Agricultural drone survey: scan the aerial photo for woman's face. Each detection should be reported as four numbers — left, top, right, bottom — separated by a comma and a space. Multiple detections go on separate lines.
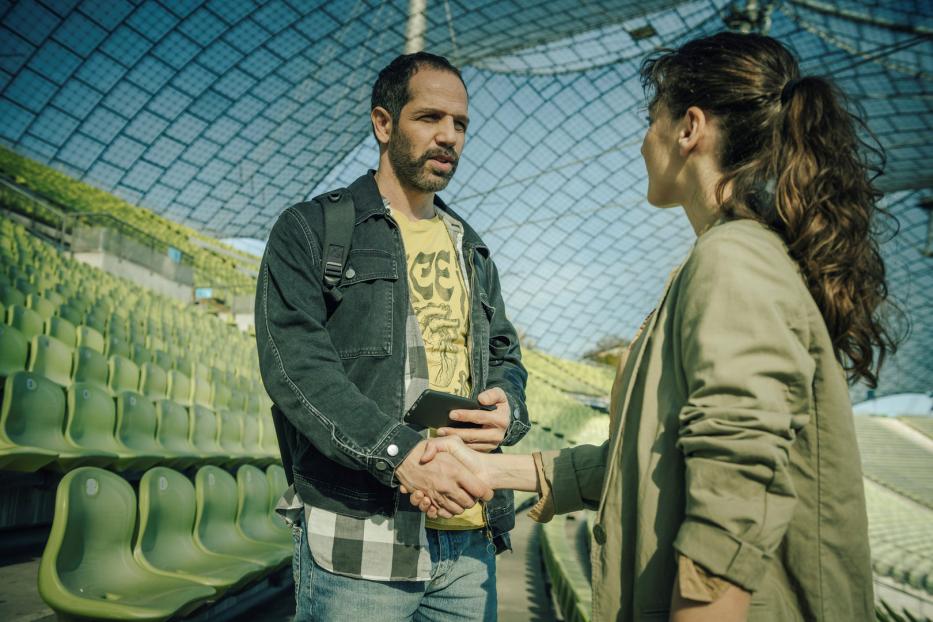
640, 103, 682, 208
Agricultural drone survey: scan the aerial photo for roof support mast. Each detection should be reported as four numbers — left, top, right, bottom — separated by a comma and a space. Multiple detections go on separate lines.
405, 0, 428, 53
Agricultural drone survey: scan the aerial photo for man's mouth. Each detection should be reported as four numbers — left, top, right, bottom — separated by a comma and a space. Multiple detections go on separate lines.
425, 152, 457, 172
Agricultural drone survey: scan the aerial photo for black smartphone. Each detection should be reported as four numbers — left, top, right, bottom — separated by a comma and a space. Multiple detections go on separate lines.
404, 389, 495, 429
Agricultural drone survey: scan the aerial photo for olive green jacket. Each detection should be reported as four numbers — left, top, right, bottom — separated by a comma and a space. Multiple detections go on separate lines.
540, 219, 873, 621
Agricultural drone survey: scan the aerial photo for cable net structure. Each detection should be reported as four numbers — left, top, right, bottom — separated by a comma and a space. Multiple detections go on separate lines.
1, 0, 931, 399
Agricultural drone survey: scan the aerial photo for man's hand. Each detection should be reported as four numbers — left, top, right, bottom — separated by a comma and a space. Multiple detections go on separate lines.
437, 387, 509, 452
403, 436, 492, 519
394, 439, 493, 519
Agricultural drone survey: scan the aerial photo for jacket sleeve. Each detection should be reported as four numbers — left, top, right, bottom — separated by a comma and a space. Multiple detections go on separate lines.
255, 207, 422, 487
532, 442, 609, 519
481, 255, 530, 446
671, 227, 815, 592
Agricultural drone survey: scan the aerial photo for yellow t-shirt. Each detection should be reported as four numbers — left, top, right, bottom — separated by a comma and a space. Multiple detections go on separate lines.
392, 208, 485, 530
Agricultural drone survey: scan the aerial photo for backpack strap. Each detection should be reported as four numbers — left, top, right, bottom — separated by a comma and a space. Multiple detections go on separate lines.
321, 189, 355, 304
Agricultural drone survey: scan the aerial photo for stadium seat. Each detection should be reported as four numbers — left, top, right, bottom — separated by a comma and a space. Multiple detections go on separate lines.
218, 410, 247, 464
0, 372, 83, 472
57, 303, 82, 327
154, 350, 173, 372
0, 323, 28, 378
64, 382, 124, 468
241, 413, 262, 458
76, 325, 104, 354
167, 369, 191, 406
38, 467, 215, 621
135, 467, 266, 594
8, 304, 44, 340
235, 465, 292, 549
265, 465, 289, 522
84, 309, 107, 334
0, 283, 26, 308
113, 391, 164, 471
109, 354, 140, 394
133, 343, 153, 366
139, 362, 168, 399
105, 333, 131, 359
191, 363, 211, 407
26, 294, 55, 321
154, 399, 199, 469
46, 315, 77, 348
72, 346, 108, 387
27, 335, 73, 388
43, 290, 65, 308
259, 413, 280, 465
14, 276, 36, 297
189, 405, 228, 465
108, 314, 128, 340
193, 466, 289, 568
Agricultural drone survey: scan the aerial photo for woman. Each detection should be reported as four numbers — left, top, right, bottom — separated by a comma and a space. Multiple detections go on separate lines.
403, 32, 898, 621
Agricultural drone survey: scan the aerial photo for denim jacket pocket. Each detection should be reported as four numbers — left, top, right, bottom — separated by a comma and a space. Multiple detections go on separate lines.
327, 248, 398, 359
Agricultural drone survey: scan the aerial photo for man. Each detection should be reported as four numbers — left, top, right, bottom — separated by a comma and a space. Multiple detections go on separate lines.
255, 52, 529, 621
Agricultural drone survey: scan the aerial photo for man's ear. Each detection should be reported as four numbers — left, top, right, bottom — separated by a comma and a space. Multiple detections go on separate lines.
372, 106, 393, 146
677, 106, 706, 157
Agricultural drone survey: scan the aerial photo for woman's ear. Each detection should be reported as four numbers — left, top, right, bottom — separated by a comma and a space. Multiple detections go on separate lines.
677, 106, 707, 157
371, 106, 393, 146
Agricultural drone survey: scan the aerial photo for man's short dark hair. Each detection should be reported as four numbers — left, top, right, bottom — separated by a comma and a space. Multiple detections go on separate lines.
371, 52, 467, 127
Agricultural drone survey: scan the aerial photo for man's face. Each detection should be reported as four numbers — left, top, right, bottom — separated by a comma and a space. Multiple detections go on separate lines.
387, 67, 469, 193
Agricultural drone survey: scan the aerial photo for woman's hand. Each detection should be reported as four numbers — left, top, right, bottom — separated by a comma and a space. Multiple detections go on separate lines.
401, 436, 491, 518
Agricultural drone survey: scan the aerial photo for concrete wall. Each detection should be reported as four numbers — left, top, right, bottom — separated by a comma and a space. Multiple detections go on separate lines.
74, 251, 193, 303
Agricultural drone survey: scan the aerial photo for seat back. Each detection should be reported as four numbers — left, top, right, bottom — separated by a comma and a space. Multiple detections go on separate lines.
266, 464, 289, 511
28, 335, 73, 387
236, 464, 274, 538
154, 350, 173, 372
46, 316, 77, 348
58, 304, 82, 326
260, 413, 279, 455
167, 369, 191, 405
1, 371, 68, 448
155, 399, 194, 453
189, 405, 222, 453
77, 325, 104, 354
73, 346, 108, 387
27, 294, 55, 321
218, 410, 244, 453
242, 414, 261, 454
191, 363, 211, 407
66, 382, 122, 454
115, 391, 161, 453
0, 323, 28, 378
108, 314, 128, 340
84, 310, 107, 335
108, 355, 139, 394
38, 468, 138, 601
193, 466, 238, 548
139, 362, 168, 399
105, 334, 130, 359
135, 467, 198, 568
9, 304, 43, 340
0, 283, 26, 308
131, 343, 152, 366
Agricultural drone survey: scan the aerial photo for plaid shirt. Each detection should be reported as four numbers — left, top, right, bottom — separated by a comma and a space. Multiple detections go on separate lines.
276, 203, 469, 581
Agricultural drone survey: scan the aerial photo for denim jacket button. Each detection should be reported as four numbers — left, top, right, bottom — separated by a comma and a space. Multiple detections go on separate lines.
386, 444, 399, 457
345, 267, 356, 279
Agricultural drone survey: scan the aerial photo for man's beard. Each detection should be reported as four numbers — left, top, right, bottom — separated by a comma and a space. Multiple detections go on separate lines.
387, 127, 458, 193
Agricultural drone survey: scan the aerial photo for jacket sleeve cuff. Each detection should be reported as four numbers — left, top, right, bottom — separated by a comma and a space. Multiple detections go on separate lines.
370, 423, 424, 487
501, 391, 530, 446
673, 519, 768, 592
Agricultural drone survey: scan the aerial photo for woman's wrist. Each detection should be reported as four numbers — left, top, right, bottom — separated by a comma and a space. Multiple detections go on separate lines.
485, 453, 538, 492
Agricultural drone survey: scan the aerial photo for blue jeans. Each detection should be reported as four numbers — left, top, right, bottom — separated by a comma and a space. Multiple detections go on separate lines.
292, 520, 497, 621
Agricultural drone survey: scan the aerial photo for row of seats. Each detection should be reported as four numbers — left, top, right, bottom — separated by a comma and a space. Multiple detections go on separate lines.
39, 464, 291, 620
0, 370, 279, 473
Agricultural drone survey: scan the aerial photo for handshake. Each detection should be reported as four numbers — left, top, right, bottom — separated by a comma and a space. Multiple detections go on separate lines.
394, 387, 506, 519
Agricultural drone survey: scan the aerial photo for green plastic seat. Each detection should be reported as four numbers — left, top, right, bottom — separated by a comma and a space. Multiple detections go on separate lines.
8, 304, 44, 340
109, 354, 140, 394
38, 467, 215, 621
44, 290, 65, 308
27, 294, 55, 321
154, 399, 199, 469
72, 346, 108, 387
46, 316, 77, 348
235, 464, 292, 549
191, 363, 211, 407
113, 391, 166, 472
0, 323, 28, 378
167, 369, 191, 406
132, 343, 153, 366
189, 405, 228, 465
0, 283, 26, 308
154, 350, 173, 372
265, 464, 289, 513
76, 325, 104, 354
0, 372, 84, 472
64, 382, 124, 468
84, 310, 107, 335
242, 413, 262, 458
135, 467, 266, 594
217, 410, 247, 465
193, 466, 289, 568
139, 362, 168, 399
28, 334, 74, 388
105, 334, 130, 359
58, 304, 83, 326
15, 276, 36, 297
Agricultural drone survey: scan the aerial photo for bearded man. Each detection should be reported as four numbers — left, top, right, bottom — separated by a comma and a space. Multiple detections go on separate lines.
255, 52, 529, 621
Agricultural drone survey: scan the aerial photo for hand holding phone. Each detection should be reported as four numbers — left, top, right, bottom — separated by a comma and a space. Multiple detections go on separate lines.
404, 390, 495, 430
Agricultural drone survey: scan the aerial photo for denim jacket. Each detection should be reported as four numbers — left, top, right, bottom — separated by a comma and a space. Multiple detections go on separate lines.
255, 171, 530, 549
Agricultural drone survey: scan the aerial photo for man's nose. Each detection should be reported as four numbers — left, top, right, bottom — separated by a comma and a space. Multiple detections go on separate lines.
435, 117, 457, 146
